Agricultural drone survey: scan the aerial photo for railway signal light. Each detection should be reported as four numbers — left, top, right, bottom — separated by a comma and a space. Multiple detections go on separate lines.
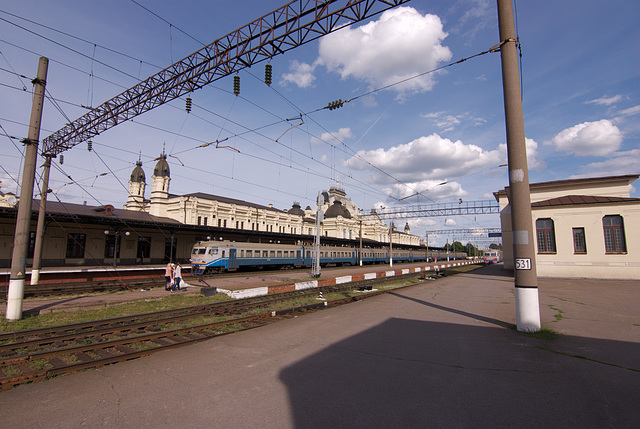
233, 75, 240, 96
185, 97, 192, 113
265, 64, 272, 86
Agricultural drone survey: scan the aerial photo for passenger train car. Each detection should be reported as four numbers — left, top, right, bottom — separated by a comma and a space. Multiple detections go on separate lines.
190, 240, 467, 275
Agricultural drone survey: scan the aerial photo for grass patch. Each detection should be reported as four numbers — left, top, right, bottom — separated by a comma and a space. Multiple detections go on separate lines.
510, 325, 559, 341
0, 293, 231, 334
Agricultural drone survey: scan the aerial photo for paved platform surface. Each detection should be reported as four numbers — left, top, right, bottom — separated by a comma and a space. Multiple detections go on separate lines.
1, 264, 638, 428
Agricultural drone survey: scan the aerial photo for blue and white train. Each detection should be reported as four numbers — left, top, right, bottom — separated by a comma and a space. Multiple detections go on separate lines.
189, 240, 466, 275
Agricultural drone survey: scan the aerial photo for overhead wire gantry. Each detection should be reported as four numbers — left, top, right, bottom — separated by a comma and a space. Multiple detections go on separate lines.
41, 0, 411, 157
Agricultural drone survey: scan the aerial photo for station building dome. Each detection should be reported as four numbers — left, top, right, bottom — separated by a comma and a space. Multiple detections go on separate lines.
153, 154, 170, 178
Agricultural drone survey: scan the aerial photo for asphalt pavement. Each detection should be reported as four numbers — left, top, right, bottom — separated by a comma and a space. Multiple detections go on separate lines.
1, 263, 638, 428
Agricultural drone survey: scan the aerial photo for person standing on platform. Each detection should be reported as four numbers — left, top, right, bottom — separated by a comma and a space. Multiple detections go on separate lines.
173, 263, 182, 291
165, 262, 173, 291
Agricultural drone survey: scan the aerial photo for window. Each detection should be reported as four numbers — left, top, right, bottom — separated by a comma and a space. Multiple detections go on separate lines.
66, 233, 86, 258
104, 234, 121, 258
572, 228, 586, 254
536, 218, 556, 253
197, 216, 201, 225
603, 215, 626, 253
203, 217, 208, 226
246, 250, 252, 257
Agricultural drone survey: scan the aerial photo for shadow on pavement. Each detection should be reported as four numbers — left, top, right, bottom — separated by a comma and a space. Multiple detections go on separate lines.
280, 318, 640, 428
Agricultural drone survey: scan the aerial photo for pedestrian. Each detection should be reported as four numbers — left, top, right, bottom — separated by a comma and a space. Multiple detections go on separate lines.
165, 262, 173, 291
173, 263, 182, 291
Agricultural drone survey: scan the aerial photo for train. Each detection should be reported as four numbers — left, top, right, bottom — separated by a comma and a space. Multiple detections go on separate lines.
189, 240, 468, 275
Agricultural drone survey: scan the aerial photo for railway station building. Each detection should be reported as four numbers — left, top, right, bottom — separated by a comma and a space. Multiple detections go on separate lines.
494, 174, 639, 280
124, 153, 421, 247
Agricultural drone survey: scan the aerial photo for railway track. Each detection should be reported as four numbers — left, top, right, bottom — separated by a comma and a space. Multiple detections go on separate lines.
0, 271, 445, 390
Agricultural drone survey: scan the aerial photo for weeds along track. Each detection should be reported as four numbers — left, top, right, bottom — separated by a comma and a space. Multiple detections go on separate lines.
0, 271, 445, 390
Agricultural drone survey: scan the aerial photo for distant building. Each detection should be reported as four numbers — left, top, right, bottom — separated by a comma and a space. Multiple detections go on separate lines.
124, 154, 422, 246
494, 174, 639, 280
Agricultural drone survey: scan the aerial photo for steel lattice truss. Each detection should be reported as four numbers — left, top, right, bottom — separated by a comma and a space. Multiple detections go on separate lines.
373, 200, 500, 220
42, 0, 410, 156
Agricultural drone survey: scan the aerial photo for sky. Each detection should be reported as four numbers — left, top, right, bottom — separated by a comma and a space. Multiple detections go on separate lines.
1, 0, 638, 247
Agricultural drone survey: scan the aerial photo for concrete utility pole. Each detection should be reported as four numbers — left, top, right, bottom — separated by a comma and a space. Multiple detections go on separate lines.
496, 0, 541, 332
7, 56, 48, 321
30, 155, 52, 285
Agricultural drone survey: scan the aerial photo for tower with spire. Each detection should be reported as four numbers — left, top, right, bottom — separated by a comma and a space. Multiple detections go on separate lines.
125, 153, 147, 211
149, 148, 171, 217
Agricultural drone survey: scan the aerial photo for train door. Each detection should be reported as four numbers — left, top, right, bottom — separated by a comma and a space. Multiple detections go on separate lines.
305, 250, 311, 267
229, 248, 238, 270
295, 250, 302, 267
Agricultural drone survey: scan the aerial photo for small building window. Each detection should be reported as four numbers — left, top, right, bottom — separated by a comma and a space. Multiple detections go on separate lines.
572, 227, 586, 254
203, 217, 208, 226
536, 218, 556, 253
197, 216, 201, 225
603, 215, 626, 253
66, 233, 86, 258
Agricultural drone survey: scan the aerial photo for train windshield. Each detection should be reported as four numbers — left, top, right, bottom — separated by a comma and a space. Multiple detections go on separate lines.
193, 247, 206, 255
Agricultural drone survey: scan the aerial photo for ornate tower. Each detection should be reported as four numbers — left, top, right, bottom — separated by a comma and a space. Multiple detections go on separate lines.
125, 159, 146, 211
149, 152, 170, 217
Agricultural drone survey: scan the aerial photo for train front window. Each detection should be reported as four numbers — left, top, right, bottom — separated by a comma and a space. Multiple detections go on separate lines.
194, 248, 206, 255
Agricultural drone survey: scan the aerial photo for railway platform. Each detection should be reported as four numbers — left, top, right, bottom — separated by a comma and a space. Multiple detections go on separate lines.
0, 260, 473, 315
1, 263, 638, 428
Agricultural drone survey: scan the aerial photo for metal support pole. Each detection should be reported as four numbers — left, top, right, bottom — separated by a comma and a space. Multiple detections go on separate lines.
7, 57, 48, 321
113, 229, 120, 268
497, 0, 540, 332
31, 155, 52, 285
359, 219, 363, 266
389, 223, 393, 267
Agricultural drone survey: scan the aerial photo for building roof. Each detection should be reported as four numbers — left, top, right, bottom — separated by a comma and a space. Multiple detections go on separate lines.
1, 199, 181, 226
179, 192, 286, 214
325, 200, 351, 219
494, 174, 639, 199
531, 195, 640, 208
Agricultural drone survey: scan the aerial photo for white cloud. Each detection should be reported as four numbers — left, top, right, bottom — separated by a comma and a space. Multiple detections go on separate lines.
344, 133, 543, 185
575, 149, 640, 178
422, 111, 486, 131
382, 180, 468, 202
619, 104, 640, 116
498, 138, 546, 171
317, 7, 452, 96
586, 94, 623, 106
310, 128, 354, 145
548, 119, 623, 156
281, 60, 317, 88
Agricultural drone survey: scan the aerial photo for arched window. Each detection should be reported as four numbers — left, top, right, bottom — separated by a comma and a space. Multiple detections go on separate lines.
603, 215, 626, 253
536, 218, 556, 253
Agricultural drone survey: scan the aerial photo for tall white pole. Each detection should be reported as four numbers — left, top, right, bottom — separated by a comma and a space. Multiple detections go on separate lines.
496, 0, 540, 332
7, 57, 48, 321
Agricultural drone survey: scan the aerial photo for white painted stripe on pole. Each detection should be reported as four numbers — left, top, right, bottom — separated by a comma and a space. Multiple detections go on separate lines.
513, 230, 529, 245
295, 280, 318, 290
335, 275, 352, 284
364, 272, 377, 280
515, 287, 541, 332
510, 168, 524, 182
385, 270, 395, 277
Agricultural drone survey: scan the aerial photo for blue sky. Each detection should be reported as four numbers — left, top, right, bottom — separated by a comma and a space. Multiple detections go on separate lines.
1, 0, 638, 247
